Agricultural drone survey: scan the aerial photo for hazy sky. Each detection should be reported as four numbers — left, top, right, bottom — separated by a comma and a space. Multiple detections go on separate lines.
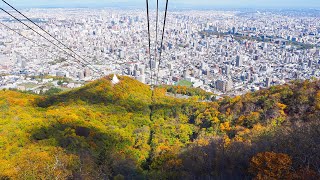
2, 0, 320, 8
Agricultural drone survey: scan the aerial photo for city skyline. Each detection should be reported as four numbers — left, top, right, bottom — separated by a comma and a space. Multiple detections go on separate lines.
3, 0, 320, 9
1, 7, 319, 95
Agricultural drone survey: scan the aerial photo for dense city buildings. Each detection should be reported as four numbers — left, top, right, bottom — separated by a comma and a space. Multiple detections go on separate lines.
0, 8, 320, 96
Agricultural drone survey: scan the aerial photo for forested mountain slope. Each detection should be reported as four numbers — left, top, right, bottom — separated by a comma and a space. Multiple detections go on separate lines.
0, 76, 319, 179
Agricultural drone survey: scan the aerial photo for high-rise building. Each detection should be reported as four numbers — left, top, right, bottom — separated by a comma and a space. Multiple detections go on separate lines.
232, 27, 237, 34
183, 70, 189, 79
151, 60, 157, 69
134, 64, 139, 70
137, 75, 146, 84
236, 55, 242, 67
139, 66, 145, 75
119, 50, 125, 59
266, 77, 272, 87
84, 68, 91, 77
216, 80, 225, 92
225, 65, 230, 75
216, 79, 233, 93
226, 80, 233, 92
78, 71, 85, 79
308, 60, 313, 68
138, 53, 144, 61
21, 60, 27, 69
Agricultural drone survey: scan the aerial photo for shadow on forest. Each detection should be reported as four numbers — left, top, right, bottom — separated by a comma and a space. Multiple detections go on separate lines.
28, 79, 320, 179
151, 120, 320, 180
35, 84, 151, 114
26, 102, 320, 179
29, 122, 144, 179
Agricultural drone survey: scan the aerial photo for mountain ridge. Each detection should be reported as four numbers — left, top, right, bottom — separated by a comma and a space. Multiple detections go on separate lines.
0, 76, 319, 179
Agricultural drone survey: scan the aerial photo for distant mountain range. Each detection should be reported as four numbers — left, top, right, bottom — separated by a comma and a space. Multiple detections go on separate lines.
8, 2, 320, 10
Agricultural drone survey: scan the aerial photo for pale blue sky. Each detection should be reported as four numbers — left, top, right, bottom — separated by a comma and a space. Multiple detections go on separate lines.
2, 0, 320, 9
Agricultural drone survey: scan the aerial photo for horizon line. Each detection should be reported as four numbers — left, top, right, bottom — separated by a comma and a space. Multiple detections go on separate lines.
6, 5, 320, 11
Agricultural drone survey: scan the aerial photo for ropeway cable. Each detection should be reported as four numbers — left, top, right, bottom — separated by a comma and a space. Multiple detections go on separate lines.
156, 0, 169, 86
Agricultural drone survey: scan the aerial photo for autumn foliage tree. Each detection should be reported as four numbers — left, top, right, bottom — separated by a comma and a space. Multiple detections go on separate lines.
0, 76, 320, 179
249, 152, 292, 179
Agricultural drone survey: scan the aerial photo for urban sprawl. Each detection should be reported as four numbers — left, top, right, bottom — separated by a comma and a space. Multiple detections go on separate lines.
0, 8, 320, 96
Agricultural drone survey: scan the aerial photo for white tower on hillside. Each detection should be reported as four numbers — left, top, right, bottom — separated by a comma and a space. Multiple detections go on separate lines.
112, 74, 120, 85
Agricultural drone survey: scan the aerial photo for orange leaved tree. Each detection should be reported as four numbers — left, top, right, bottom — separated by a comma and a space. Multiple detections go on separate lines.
249, 151, 292, 179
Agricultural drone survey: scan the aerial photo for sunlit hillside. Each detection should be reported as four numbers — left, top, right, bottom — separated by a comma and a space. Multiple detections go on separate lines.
0, 76, 319, 179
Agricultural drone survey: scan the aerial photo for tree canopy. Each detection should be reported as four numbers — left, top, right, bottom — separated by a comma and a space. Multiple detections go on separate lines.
0, 76, 319, 179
